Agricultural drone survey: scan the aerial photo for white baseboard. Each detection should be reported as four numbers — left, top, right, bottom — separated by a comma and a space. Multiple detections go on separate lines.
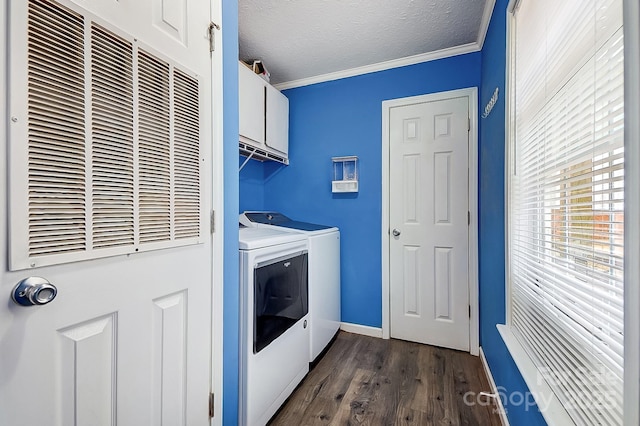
480, 347, 510, 426
339, 322, 383, 338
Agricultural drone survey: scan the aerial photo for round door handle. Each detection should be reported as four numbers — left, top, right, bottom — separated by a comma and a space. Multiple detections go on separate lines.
11, 277, 57, 307
392, 229, 401, 237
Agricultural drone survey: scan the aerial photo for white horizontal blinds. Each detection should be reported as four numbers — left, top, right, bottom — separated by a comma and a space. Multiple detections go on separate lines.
510, 0, 624, 424
15, 0, 203, 269
173, 69, 201, 240
27, 0, 86, 257
91, 23, 135, 249
138, 51, 172, 244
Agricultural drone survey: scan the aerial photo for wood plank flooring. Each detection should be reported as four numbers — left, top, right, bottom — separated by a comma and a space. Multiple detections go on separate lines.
268, 331, 502, 426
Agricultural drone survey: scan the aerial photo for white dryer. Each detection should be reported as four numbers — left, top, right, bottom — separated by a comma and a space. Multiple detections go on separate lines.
240, 212, 341, 362
239, 227, 310, 425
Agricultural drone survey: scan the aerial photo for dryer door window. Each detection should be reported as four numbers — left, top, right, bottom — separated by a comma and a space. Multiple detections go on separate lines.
253, 252, 308, 353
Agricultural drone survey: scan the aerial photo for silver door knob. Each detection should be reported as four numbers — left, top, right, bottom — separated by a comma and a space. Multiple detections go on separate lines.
392, 229, 401, 237
11, 277, 57, 307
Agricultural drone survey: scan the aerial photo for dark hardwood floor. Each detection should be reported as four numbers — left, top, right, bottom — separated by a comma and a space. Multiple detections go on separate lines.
268, 331, 503, 426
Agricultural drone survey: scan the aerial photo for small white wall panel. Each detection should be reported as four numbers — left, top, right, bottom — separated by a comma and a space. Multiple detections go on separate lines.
59, 314, 117, 426
403, 155, 419, 223
434, 152, 452, 224
152, 291, 187, 426
403, 246, 420, 316
434, 247, 453, 321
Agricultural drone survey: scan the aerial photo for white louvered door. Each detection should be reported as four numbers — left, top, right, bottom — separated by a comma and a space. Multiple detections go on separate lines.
0, 0, 213, 425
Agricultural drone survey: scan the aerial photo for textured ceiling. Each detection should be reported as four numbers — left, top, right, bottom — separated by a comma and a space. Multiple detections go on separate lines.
239, 0, 492, 88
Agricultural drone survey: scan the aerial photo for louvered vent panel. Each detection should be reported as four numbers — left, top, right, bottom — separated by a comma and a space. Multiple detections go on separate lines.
13, 0, 203, 269
91, 24, 135, 249
138, 51, 171, 243
173, 69, 200, 239
27, 0, 86, 257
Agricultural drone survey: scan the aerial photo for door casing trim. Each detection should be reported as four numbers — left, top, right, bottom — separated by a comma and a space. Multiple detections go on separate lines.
381, 87, 479, 355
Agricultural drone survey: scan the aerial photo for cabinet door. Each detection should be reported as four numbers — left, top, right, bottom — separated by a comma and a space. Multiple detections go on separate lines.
265, 84, 289, 155
239, 64, 266, 144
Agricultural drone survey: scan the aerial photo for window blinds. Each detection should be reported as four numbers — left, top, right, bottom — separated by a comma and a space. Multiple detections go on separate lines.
509, 0, 624, 424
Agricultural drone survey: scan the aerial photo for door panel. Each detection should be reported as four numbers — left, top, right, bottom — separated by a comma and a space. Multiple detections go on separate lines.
153, 0, 188, 44
434, 247, 453, 320
0, 0, 213, 425
59, 314, 117, 426
152, 291, 188, 426
403, 154, 419, 223
389, 96, 469, 351
402, 245, 420, 316
434, 152, 452, 223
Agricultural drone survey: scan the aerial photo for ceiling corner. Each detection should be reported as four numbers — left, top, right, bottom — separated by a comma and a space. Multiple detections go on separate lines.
477, 0, 497, 50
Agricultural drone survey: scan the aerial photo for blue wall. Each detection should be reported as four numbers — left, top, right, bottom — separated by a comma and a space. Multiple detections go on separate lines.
478, 1, 546, 424
238, 156, 265, 212
239, 54, 481, 327
222, 0, 239, 424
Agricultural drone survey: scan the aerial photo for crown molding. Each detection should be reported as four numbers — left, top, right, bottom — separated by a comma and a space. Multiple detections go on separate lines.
274, 42, 481, 91
477, 0, 496, 50
274, 0, 497, 91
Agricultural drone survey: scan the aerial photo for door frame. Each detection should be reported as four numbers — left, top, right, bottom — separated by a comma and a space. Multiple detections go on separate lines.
210, 0, 225, 423
381, 87, 479, 355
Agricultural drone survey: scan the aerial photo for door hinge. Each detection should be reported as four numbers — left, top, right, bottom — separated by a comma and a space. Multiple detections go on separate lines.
210, 210, 215, 234
208, 22, 220, 52
468, 211, 471, 225
209, 392, 215, 418
469, 305, 471, 318
468, 118, 471, 131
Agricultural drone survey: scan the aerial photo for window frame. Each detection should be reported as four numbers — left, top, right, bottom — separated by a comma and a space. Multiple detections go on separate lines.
622, 1, 640, 424
500, 0, 639, 424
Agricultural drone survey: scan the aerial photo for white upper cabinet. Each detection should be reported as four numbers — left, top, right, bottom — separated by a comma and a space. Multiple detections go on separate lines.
265, 84, 289, 155
239, 62, 289, 163
239, 64, 265, 144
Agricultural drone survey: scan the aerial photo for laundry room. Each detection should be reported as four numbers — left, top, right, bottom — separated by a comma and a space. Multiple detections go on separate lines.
232, 0, 506, 420
231, 0, 636, 424
236, 0, 495, 421
0, 0, 634, 425
238, 52, 481, 328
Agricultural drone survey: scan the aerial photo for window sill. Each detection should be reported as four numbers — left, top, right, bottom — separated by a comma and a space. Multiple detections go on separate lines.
496, 324, 574, 426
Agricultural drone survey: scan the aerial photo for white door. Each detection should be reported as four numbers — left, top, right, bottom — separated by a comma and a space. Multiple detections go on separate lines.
389, 96, 470, 351
0, 0, 213, 425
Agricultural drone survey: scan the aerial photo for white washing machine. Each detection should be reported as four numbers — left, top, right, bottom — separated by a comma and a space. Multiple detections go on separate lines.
239, 227, 310, 426
240, 212, 341, 362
